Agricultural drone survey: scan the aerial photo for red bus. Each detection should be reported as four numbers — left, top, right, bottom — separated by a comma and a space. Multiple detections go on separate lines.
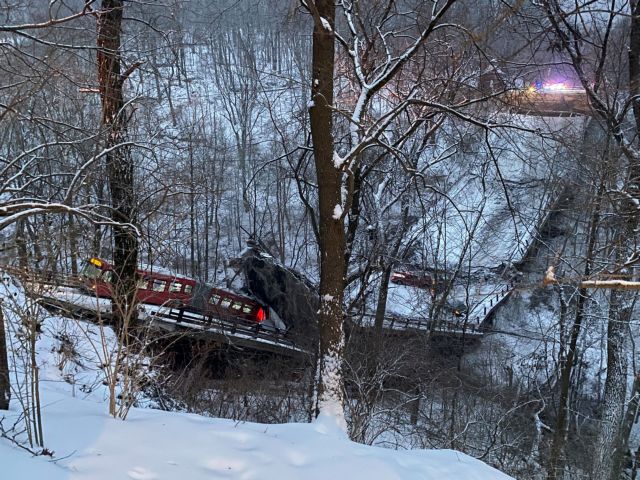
80, 257, 268, 325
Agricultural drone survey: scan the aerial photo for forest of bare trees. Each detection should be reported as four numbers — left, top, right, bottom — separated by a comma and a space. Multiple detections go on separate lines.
1, 1, 640, 479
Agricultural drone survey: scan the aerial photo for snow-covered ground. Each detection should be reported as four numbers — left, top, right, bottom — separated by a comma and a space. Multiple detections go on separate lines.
0, 389, 513, 480
360, 115, 585, 333
0, 277, 513, 480
419, 114, 584, 272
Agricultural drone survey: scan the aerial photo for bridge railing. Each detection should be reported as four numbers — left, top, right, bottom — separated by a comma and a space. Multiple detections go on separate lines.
352, 312, 485, 337
148, 305, 294, 347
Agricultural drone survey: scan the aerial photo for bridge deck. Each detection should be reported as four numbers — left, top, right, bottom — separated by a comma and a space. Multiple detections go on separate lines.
504, 90, 591, 116
355, 282, 514, 339
2, 268, 309, 359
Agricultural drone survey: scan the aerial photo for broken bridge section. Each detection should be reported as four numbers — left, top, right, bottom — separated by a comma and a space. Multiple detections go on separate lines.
3, 267, 307, 359
234, 248, 319, 350
237, 247, 513, 342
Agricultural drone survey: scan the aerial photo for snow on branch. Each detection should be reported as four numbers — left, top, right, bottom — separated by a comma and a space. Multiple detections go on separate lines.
0, 3, 94, 33
0, 202, 139, 235
543, 265, 640, 290
578, 279, 640, 290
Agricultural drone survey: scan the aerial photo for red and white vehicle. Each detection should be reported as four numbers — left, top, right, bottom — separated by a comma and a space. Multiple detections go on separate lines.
79, 257, 276, 327
390, 271, 434, 290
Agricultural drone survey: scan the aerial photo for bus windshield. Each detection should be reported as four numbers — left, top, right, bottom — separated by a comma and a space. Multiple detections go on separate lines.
80, 261, 102, 279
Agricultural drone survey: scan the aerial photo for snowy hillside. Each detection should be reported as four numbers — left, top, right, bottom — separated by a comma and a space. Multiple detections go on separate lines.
0, 387, 513, 480
3, 1, 639, 478
0, 276, 511, 479
0, 299, 512, 480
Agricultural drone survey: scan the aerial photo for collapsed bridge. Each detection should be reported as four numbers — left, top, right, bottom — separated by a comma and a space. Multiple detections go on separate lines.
3, 266, 306, 358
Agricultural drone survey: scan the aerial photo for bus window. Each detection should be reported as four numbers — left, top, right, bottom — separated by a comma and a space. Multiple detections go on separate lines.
151, 279, 166, 292
209, 294, 221, 305
220, 298, 232, 308
242, 305, 252, 314
169, 281, 183, 293
184, 284, 193, 294
137, 278, 149, 290
103, 271, 114, 283
231, 302, 242, 311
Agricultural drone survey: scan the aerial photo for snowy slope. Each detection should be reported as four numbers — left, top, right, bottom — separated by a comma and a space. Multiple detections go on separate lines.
420, 115, 584, 271
0, 388, 514, 480
0, 278, 513, 480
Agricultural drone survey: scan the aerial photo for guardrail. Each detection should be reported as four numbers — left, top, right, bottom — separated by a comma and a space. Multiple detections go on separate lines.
353, 279, 519, 339
468, 283, 515, 328
149, 305, 295, 347
354, 312, 485, 337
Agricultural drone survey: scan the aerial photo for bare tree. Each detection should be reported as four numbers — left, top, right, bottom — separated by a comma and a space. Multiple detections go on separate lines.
301, 0, 492, 427
303, 0, 347, 427
541, 2, 640, 478
0, 306, 8, 410
0, 2, 111, 412
96, 0, 139, 331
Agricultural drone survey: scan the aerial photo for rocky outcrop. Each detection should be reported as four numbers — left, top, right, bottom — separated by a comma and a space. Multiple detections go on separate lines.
234, 247, 319, 348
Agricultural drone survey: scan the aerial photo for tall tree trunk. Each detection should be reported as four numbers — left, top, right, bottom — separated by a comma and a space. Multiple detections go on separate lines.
592, 287, 631, 480
593, 10, 640, 470
307, 0, 346, 429
593, 132, 640, 480
548, 184, 602, 479
97, 0, 138, 330
629, 1, 640, 133
15, 220, 28, 269
0, 306, 9, 410
68, 214, 78, 276
614, 373, 640, 478
189, 144, 196, 277
373, 265, 393, 342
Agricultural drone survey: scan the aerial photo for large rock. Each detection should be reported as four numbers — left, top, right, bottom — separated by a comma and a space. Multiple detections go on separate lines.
234, 247, 319, 348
